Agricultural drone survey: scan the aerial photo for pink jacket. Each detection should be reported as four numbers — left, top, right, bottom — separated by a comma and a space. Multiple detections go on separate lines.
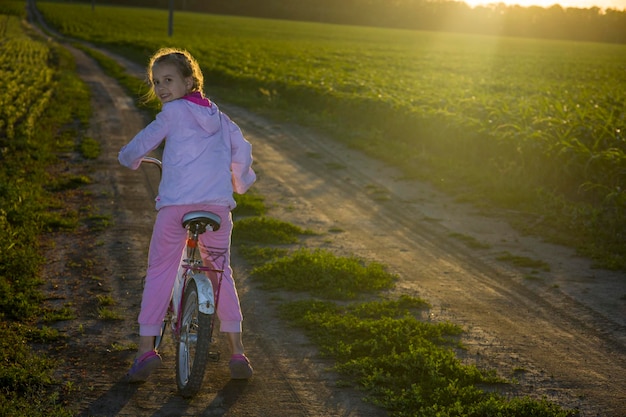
118, 94, 256, 210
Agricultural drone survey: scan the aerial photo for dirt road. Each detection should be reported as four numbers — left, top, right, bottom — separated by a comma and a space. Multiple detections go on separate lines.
31, 6, 626, 416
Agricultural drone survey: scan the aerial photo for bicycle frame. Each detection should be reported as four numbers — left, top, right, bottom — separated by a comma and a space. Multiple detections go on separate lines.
170, 224, 225, 340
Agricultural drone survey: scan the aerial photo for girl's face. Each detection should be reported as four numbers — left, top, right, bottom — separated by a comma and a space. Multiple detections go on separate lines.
151, 62, 192, 104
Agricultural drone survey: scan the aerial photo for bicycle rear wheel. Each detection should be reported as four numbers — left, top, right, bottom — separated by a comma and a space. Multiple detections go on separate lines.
176, 279, 213, 398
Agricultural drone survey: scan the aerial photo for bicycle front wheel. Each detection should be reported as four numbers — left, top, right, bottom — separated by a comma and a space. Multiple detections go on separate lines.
176, 279, 213, 398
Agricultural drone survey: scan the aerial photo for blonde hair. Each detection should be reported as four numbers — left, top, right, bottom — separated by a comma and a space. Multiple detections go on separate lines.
143, 47, 204, 103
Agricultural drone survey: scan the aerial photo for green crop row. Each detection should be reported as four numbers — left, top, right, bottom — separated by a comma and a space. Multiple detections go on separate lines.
35, 1, 626, 268
0, 6, 90, 416
0, 16, 54, 141
0, 0, 25, 16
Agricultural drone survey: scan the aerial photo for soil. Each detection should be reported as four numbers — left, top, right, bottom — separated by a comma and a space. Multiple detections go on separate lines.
29, 5, 626, 417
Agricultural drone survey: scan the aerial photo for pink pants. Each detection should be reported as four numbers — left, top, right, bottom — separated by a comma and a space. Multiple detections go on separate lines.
138, 204, 243, 336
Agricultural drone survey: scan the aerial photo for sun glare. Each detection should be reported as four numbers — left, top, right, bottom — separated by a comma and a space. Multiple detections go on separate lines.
461, 0, 626, 9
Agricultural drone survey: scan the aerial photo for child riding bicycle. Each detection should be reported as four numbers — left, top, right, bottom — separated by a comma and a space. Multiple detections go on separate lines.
118, 47, 256, 383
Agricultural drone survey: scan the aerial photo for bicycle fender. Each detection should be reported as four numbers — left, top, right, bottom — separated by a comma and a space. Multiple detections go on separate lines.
191, 272, 215, 315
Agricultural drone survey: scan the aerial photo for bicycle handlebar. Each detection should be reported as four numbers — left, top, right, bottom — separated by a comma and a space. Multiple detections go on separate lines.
141, 157, 162, 176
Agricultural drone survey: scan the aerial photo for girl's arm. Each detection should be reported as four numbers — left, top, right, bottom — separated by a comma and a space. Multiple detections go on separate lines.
119, 109, 171, 170
224, 114, 256, 194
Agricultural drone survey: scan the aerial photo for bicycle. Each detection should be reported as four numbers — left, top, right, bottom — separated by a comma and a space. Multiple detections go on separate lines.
141, 156, 225, 398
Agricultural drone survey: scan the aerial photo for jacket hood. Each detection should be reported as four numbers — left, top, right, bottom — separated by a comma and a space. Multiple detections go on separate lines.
182, 93, 221, 136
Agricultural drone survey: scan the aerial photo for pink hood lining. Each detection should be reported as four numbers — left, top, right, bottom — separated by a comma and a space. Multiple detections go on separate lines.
182, 91, 212, 107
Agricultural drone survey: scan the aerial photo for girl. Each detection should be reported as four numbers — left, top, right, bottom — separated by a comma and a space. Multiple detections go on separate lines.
119, 47, 256, 382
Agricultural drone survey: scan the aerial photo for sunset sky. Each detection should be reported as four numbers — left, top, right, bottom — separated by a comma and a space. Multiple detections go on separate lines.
462, 0, 626, 9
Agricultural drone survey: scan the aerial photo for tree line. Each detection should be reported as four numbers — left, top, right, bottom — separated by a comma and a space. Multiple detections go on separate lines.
77, 0, 626, 44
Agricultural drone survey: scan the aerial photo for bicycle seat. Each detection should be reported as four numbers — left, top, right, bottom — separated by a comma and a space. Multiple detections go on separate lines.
182, 211, 221, 233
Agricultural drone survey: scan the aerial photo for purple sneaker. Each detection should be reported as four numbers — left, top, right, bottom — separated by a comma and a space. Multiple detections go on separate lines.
229, 354, 253, 379
126, 350, 162, 383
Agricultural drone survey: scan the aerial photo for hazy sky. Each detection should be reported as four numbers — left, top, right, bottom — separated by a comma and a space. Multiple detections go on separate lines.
463, 0, 626, 9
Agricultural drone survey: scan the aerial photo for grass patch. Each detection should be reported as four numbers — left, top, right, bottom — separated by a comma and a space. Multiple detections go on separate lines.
48, 174, 92, 192
237, 244, 290, 267
96, 294, 116, 306
41, 305, 76, 323
449, 232, 491, 249
365, 184, 390, 201
0, 323, 72, 417
234, 190, 266, 217
79, 136, 101, 159
251, 248, 397, 299
279, 297, 568, 416
27, 325, 65, 343
97, 307, 123, 321
41, 210, 80, 231
496, 251, 551, 272
233, 216, 314, 244
85, 213, 112, 232
524, 273, 543, 281
325, 161, 346, 170
109, 342, 134, 352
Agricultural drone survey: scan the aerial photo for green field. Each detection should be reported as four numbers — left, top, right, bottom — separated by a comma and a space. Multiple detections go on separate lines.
34, 0, 626, 268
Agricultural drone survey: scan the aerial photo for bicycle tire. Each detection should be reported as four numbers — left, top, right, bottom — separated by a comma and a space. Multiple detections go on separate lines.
175, 279, 213, 398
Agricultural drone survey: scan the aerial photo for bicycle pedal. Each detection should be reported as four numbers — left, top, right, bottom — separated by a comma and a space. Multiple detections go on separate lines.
208, 351, 220, 362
